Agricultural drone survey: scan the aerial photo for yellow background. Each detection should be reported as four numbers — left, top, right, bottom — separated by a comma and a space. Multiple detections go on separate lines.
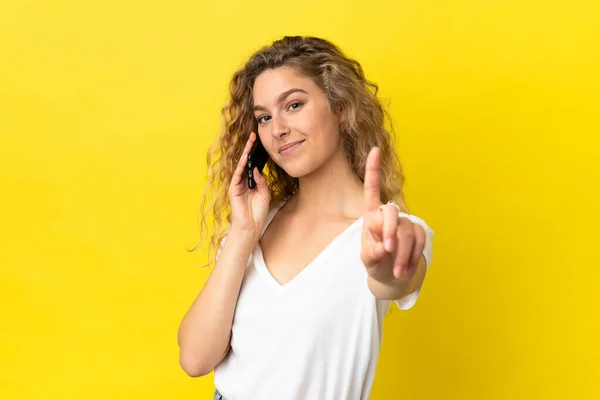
1, 0, 598, 399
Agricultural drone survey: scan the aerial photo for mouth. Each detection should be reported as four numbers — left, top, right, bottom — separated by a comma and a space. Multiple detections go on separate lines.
278, 140, 305, 154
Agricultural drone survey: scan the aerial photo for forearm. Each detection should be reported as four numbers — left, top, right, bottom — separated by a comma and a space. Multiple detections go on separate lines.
367, 256, 427, 300
177, 231, 255, 377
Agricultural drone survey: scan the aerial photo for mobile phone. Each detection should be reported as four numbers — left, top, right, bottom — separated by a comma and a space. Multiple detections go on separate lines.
247, 133, 269, 190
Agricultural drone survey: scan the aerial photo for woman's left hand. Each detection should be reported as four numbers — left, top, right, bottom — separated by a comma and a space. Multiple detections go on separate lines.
360, 147, 426, 284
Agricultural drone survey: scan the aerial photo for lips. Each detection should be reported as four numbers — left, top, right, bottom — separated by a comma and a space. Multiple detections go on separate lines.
278, 140, 305, 154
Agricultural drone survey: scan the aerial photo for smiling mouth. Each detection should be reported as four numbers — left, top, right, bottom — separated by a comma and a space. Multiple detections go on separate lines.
278, 140, 305, 154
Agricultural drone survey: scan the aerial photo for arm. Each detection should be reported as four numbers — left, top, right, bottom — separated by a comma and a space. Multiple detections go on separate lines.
177, 231, 256, 377
177, 130, 271, 377
177, 230, 255, 377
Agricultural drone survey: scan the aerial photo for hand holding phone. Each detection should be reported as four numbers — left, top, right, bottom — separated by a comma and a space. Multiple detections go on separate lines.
227, 131, 272, 237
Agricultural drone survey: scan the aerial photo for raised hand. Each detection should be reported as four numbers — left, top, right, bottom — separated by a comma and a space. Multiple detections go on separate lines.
228, 131, 271, 239
360, 148, 426, 283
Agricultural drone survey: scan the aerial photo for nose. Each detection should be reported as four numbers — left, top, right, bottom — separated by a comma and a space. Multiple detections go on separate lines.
269, 115, 290, 139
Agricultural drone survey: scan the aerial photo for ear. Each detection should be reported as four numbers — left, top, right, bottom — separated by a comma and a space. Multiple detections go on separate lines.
337, 106, 344, 122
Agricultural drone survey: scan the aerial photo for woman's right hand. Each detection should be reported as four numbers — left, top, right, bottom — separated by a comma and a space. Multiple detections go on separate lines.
227, 131, 272, 239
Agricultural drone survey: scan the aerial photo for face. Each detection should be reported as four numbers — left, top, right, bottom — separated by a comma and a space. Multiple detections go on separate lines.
252, 66, 343, 178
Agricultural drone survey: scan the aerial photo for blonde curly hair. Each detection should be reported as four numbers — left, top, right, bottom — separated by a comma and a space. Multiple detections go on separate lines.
189, 35, 409, 266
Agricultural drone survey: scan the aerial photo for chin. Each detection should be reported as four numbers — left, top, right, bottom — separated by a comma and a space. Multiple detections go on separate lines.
274, 152, 324, 179
279, 162, 318, 179
278, 167, 304, 179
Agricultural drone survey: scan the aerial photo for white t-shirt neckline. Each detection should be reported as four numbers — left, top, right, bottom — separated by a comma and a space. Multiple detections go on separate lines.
254, 199, 365, 290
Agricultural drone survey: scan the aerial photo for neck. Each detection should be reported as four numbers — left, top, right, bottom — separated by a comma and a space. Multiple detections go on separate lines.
288, 146, 365, 219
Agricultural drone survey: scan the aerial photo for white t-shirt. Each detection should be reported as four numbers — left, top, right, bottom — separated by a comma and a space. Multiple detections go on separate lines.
214, 200, 434, 400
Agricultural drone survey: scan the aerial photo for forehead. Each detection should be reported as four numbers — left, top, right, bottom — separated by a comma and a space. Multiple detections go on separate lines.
252, 66, 317, 103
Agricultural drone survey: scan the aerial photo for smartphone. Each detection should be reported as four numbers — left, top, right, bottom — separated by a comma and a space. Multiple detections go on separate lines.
247, 133, 269, 190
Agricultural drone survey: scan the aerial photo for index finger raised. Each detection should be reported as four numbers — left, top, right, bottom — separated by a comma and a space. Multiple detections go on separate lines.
364, 147, 382, 213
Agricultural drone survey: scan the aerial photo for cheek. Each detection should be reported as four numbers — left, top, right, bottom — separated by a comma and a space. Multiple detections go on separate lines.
304, 110, 340, 144
257, 132, 275, 156
315, 119, 341, 150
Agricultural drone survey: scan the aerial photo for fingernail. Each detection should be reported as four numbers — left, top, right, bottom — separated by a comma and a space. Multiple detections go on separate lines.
385, 239, 393, 252
393, 265, 400, 278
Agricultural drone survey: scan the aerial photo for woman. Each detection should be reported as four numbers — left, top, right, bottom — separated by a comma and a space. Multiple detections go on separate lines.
178, 35, 434, 400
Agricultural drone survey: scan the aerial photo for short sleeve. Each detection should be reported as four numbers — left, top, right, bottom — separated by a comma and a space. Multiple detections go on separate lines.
384, 202, 434, 310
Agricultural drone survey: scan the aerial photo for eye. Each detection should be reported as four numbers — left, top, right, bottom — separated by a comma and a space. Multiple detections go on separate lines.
257, 115, 271, 124
288, 101, 303, 111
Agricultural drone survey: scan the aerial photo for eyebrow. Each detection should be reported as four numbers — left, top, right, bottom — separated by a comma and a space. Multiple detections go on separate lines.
253, 88, 308, 112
